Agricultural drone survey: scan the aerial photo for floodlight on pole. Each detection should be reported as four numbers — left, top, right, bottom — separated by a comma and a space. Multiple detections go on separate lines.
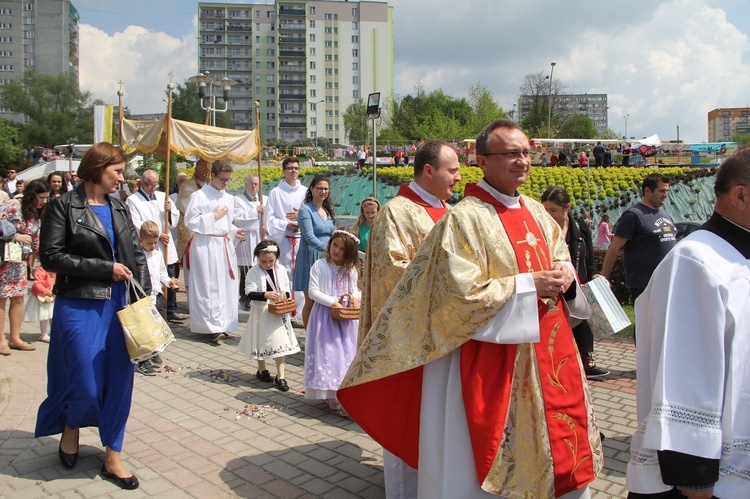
547, 61, 556, 138
367, 92, 381, 198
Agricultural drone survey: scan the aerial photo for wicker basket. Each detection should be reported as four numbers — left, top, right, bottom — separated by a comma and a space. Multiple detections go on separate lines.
331, 295, 360, 321
268, 297, 296, 315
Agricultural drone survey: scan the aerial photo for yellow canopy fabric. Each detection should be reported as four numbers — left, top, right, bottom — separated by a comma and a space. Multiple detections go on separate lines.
121, 116, 258, 163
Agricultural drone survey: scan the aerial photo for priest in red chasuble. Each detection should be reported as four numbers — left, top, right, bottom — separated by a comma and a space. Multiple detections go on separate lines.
339, 120, 603, 498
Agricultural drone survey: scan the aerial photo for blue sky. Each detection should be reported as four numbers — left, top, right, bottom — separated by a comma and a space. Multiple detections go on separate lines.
76, 0, 750, 143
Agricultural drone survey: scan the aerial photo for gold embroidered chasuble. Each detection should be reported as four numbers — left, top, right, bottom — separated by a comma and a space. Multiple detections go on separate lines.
339, 192, 602, 497
358, 193, 446, 344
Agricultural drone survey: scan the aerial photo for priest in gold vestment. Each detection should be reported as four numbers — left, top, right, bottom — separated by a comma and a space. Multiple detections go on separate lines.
360, 140, 461, 499
339, 121, 602, 498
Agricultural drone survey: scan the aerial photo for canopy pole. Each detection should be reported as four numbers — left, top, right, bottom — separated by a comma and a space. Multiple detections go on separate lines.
163, 82, 174, 297
254, 101, 266, 239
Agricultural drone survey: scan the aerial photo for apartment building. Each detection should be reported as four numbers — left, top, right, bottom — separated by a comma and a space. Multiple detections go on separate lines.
518, 93, 609, 136
198, 0, 393, 143
0, 0, 79, 120
707, 107, 750, 142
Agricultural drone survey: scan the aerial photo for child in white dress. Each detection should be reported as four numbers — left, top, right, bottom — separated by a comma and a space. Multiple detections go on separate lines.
238, 240, 300, 392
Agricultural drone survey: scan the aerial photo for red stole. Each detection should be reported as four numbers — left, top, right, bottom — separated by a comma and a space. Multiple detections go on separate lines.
396, 184, 448, 223
461, 183, 595, 495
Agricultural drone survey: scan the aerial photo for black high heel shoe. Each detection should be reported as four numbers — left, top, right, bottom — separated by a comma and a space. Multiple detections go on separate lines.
58, 440, 78, 469
101, 464, 140, 490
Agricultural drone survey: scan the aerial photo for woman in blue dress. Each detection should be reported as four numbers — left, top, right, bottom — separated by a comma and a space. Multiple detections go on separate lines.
292, 175, 335, 327
35, 142, 150, 490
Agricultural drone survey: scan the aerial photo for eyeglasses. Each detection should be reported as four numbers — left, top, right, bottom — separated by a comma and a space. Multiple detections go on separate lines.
284, 167, 300, 171
314, 187, 329, 192
215, 176, 231, 184
479, 150, 531, 160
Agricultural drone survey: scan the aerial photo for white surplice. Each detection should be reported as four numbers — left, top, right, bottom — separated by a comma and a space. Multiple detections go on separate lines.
233, 190, 262, 267
627, 229, 750, 497
184, 184, 239, 334
265, 179, 307, 314
127, 190, 180, 265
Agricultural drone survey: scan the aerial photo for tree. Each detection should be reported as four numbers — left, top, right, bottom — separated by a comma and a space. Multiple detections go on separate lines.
598, 127, 621, 140
518, 71, 565, 137
468, 82, 507, 134
0, 71, 99, 147
0, 119, 27, 171
171, 80, 234, 128
733, 133, 750, 147
556, 115, 598, 139
343, 98, 368, 146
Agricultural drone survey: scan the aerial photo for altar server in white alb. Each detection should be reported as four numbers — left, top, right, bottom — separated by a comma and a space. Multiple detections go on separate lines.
184, 159, 245, 344
234, 174, 265, 310
626, 147, 750, 499
265, 156, 307, 315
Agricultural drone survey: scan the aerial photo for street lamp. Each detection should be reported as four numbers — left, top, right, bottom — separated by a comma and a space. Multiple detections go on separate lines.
623, 114, 630, 140
188, 71, 237, 127
367, 92, 381, 198
547, 61, 556, 138
510, 102, 516, 122
308, 99, 324, 152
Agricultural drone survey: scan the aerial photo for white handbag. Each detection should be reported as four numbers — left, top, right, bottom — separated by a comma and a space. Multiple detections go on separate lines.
117, 277, 175, 363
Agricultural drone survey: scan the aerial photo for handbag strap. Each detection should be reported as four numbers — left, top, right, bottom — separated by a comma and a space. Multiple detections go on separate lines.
126, 276, 149, 301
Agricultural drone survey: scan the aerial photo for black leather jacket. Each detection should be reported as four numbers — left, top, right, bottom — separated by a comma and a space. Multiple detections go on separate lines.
566, 212, 598, 284
39, 184, 151, 300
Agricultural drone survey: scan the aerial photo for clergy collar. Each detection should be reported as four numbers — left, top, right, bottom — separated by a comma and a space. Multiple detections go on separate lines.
281, 178, 300, 190
477, 179, 521, 208
408, 180, 443, 208
701, 211, 750, 259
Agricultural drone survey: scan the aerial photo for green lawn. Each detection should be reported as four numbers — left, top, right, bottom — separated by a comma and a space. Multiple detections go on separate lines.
613, 304, 635, 341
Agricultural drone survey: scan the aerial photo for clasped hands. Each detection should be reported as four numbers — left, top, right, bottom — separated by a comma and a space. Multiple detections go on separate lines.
532, 263, 575, 299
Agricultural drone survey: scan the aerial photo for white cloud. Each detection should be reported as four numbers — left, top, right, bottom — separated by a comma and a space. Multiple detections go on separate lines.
389, 0, 750, 142
79, 23, 197, 115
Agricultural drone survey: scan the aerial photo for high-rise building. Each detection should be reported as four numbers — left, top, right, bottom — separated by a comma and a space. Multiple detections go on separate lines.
707, 107, 750, 142
518, 93, 609, 137
0, 0, 80, 120
197, 0, 393, 144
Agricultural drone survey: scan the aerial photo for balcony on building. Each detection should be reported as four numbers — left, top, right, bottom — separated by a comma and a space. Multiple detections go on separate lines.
226, 22, 252, 32
278, 6, 306, 17
279, 49, 305, 58
279, 121, 307, 128
279, 77, 305, 86
279, 108, 306, 115
279, 64, 305, 72
279, 93, 306, 100
279, 35, 305, 44
279, 22, 306, 31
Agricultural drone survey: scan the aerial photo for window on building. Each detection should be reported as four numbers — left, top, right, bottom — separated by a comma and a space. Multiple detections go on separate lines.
267, 113, 275, 120
267, 87, 275, 94
352, 48, 358, 57
352, 62, 358, 70
309, 33, 315, 42
325, 110, 333, 117
352, 8, 359, 16
352, 35, 359, 43
325, 95, 333, 103
309, 20, 315, 28
266, 74, 275, 82
325, 54, 332, 61
309, 6, 315, 15
267, 100, 275, 107
309, 47, 316, 55
352, 76, 358, 84
352, 22, 358, 30
266, 36, 274, 43
266, 48, 275, 56
325, 40, 332, 47
310, 61, 316, 69
267, 11, 275, 18
353, 90, 359, 98
310, 89, 317, 98
310, 102, 317, 111
255, 36, 260, 43
25, 31, 34, 38
325, 13, 331, 20
309, 75, 316, 83
325, 82, 332, 89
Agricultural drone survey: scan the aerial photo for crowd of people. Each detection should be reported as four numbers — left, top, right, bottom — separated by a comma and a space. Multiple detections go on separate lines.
0, 122, 747, 497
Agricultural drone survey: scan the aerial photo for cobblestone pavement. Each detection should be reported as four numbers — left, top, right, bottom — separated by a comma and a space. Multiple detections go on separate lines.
1, 294, 638, 498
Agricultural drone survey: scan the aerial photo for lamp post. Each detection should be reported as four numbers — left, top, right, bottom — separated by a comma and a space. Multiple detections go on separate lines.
188, 71, 237, 127
308, 99, 324, 153
623, 114, 629, 140
547, 61, 556, 138
366, 92, 381, 198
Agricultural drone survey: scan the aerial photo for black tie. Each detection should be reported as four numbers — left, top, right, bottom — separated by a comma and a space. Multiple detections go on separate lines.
150, 194, 156, 201
250, 196, 257, 202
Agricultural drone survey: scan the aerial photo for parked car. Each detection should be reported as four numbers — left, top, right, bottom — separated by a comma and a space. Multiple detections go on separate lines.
675, 220, 704, 240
